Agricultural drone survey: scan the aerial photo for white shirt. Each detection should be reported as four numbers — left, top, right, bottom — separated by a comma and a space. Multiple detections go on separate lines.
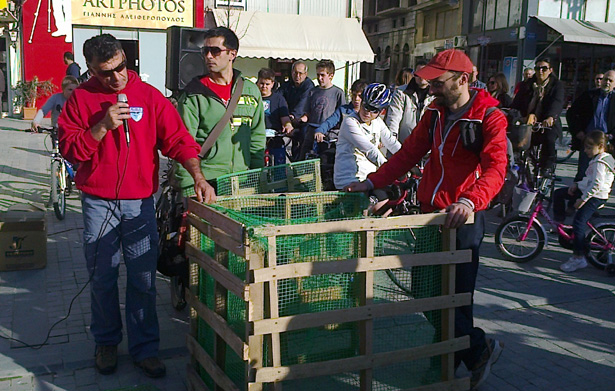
578, 152, 615, 201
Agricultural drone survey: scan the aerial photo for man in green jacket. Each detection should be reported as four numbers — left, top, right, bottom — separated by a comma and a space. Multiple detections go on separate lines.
175, 27, 266, 191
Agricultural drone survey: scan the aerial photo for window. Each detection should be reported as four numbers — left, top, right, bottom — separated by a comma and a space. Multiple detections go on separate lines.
472, 0, 484, 33
423, 13, 435, 38
495, 0, 509, 29
585, 0, 608, 21
401, 17, 406, 26
375, 23, 379, 32
393, 19, 397, 28
508, 0, 521, 25
436, 10, 457, 39
485, 0, 496, 30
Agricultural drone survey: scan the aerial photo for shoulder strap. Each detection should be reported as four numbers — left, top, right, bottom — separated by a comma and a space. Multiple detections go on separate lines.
198, 77, 245, 159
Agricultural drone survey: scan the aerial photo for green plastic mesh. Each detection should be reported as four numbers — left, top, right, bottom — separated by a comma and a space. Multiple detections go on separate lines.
190, 193, 447, 390
215, 159, 322, 196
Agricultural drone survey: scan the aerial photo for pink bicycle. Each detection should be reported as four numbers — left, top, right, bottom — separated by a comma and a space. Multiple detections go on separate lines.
494, 180, 615, 275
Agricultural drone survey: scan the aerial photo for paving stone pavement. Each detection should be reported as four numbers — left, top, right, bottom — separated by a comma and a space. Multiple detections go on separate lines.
1, 122, 614, 390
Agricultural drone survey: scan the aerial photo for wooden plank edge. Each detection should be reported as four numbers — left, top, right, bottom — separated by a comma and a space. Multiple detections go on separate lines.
254, 336, 469, 383
186, 242, 249, 301
186, 289, 249, 361
187, 363, 212, 391
187, 214, 247, 258
186, 334, 241, 391
252, 213, 475, 236
251, 250, 472, 283
401, 377, 470, 391
188, 198, 245, 239
252, 293, 472, 336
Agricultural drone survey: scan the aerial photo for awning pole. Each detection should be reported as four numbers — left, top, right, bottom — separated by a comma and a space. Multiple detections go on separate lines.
531, 34, 563, 67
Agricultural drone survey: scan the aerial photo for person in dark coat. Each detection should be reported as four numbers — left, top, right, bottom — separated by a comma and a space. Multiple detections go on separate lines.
511, 57, 566, 173
566, 69, 615, 180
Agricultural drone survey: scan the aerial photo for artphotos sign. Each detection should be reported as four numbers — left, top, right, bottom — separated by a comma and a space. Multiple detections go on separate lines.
72, 0, 194, 29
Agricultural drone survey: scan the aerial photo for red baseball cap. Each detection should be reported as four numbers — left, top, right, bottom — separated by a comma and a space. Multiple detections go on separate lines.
415, 49, 474, 80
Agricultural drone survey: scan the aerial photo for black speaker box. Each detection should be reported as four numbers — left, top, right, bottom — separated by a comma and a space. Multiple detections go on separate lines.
166, 26, 208, 91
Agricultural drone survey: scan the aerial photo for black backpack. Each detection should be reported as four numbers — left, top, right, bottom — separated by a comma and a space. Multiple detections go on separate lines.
428, 107, 517, 205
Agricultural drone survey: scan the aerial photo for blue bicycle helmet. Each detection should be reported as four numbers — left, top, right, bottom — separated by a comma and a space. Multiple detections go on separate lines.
362, 83, 393, 111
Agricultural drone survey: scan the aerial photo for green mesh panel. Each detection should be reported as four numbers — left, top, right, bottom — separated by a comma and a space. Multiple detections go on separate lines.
215, 159, 322, 196
191, 193, 449, 390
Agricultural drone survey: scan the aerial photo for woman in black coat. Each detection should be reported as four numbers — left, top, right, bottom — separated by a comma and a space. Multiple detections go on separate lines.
487, 73, 513, 108
511, 57, 566, 173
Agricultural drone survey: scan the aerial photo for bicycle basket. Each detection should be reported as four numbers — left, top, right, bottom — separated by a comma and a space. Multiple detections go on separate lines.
508, 123, 532, 151
512, 186, 537, 213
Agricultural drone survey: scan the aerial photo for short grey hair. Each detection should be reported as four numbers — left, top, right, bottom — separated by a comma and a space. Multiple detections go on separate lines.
292, 60, 308, 72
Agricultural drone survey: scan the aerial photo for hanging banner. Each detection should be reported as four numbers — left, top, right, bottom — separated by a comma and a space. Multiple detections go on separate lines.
72, 0, 194, 29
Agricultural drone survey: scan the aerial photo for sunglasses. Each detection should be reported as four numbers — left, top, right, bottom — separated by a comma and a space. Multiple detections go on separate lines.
534, 65, 550, 72
596, 77, 604, 80
362, 103, 380, 113
429, 74, 456, 89
201, 46, 232, 57
95, 59, 127, 78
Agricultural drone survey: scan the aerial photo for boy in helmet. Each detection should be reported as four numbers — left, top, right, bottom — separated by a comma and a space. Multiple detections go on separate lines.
334, 83, 401, 189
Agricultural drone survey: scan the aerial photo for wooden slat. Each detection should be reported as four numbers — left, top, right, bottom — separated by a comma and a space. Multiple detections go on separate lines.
186, 334, 240, 391
213, 244, 230, 382
188, 198, 245, 240
247, 245, 265, 391
188, 214, 247, 258
186, 242, 248, 301
252, 293, 471, 336
359, 230, 375, 391
401, 378, 470, 391
287, 173, 315, 186
254, 337, 469, 383
252, 250, 472, 283
441, 227, 457, 382
186, 289, 248, 361
187, 363, 212, 391
253, 213, 474, 236
267, 236, 282, 368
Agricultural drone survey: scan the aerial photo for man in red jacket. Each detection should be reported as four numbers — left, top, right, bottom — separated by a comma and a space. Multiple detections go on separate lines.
58, 34, 215, 378
347, 49, 507, 390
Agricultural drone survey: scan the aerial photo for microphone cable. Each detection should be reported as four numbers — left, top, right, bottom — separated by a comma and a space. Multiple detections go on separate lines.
0, 114, 131, 349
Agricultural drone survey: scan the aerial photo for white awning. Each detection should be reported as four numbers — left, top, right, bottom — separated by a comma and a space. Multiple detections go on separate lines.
533, 16, 615, 46
212, 10, 374, 63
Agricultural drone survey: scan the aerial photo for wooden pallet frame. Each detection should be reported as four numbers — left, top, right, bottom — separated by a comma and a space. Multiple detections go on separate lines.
185, 196, 472, 391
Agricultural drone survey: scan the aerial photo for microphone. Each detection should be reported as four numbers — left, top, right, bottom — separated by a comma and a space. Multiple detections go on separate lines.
117, 94, 130, 147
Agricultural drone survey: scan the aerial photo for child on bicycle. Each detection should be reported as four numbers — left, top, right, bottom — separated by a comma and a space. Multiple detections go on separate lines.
30, 76, 78, 132
553, 130, 615, 272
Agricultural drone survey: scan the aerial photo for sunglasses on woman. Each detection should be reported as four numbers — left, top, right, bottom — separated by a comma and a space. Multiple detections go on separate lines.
201, 46, 232, 57
534, 65, 550, 72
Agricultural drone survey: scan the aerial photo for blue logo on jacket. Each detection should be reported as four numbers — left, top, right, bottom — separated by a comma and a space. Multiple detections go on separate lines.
130, 107, 143, 122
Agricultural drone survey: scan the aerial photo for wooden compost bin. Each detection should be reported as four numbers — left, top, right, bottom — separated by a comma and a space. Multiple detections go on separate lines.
184, 194, 472, 391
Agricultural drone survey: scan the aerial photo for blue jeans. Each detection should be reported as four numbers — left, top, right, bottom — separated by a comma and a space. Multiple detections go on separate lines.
553, 188, 605, 254
81, 193, 160, 361
454, 211, 487, 370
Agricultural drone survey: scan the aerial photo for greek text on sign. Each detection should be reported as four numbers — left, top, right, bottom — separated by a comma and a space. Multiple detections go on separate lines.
72, 0, 194, 29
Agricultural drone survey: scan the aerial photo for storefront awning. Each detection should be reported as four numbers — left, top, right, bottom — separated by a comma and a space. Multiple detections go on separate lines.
533, 16, 615, 46
212, 10, 374, 63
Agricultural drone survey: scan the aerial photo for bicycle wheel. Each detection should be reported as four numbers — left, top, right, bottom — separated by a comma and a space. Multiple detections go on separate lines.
585, 223, 615, 272
495, 216, 545, 262
51, 160, 66, 220
556, 128, 575, 163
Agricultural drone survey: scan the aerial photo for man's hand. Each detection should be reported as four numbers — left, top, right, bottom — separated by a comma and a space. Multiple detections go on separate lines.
543, 117, 555, 127
573, 198, 584, 210
575, 131, 585, 140
194, 176, 216, 204
567, 183, 578, 196
444, 202, 472, 229
300, 114, 308, 123
30, 122, 40, 133
526, 114, 537, 125
91, 102, 130, 141
345, 181, 371, 193
314, 132, 326, 143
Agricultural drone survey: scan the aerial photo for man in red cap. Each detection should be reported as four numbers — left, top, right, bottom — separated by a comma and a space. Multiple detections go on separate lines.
347, 49, 507, 390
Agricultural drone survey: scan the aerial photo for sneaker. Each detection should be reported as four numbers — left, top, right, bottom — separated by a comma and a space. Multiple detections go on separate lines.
470, 338, 504, 390
134, 357, 166, 378
95, 345, 118, 375
560, 256, 588, 272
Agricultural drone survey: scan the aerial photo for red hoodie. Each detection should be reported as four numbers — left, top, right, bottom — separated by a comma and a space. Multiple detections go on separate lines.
58, 70, 201, 200
368, 89, 508, 212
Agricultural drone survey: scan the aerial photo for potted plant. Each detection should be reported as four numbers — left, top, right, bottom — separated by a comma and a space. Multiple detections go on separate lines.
15, 76, 55, 120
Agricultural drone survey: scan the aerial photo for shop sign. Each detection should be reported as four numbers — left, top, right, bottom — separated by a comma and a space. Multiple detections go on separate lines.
72, 0, 194, 29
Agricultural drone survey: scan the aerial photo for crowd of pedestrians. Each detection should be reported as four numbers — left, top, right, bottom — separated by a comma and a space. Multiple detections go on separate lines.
29, 24, 613, 391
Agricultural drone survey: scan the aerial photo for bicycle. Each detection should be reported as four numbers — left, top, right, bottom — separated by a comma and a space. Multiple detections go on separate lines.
555, 126, 576, 163
494, 178, 615, 275
41, 127, 75, 220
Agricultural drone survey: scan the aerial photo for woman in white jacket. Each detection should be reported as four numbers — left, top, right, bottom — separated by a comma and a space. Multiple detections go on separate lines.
553, 130, 615, 272
334, 83, 401, 190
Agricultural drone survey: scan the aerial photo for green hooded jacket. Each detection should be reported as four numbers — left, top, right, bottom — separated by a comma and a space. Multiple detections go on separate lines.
174, 70, 266, 189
